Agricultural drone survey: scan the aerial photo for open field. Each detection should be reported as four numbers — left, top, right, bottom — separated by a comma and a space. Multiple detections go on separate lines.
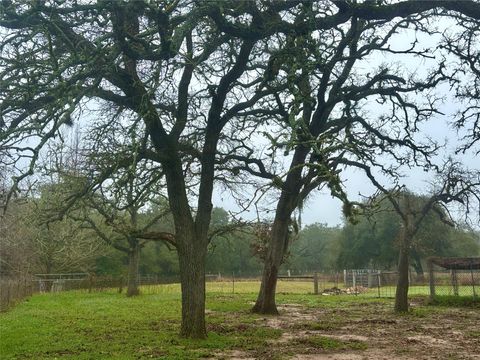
1, 282, 479, 360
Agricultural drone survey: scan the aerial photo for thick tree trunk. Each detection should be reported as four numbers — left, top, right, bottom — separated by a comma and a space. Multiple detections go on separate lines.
252, 261, 280, 314
126, 243, 140, 297
394, 244, 410, 312
163, 155, 210, 339
178, 242, 207, 338
252, 218, 290, 314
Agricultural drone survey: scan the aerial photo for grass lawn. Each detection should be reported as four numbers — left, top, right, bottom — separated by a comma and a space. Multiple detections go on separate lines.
1, 283, 479, 359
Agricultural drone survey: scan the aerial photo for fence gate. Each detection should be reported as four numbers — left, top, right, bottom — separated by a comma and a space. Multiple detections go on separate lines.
34, 273, 89, 292
343, 269, 382, 288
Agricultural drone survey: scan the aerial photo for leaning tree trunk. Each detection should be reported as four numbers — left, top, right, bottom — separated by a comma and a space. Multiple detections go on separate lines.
252, 217, 290, 314
126, 243, 141, 297
177, 239, 208, 338
394, 243, 410, 312
252, 146, 308, 314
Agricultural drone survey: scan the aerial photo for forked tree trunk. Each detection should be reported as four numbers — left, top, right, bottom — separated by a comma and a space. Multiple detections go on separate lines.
127, 243, 140, 297
252, 218, 290, 314
394, 244, 410, 312
178, 241, 208, 339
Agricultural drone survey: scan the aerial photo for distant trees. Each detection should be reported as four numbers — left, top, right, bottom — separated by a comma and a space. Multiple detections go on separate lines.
0, 199, 37, 276
346, 161, 480, 312
0, 184, 104, 277
287, 224, 341, 273
206, 208, 263, 277
335, 196, 478, 273
31, 192, 102, 275
56, 145, 175, 296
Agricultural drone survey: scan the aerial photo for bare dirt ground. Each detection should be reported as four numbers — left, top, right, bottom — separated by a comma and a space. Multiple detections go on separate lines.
219, 299, 480, 360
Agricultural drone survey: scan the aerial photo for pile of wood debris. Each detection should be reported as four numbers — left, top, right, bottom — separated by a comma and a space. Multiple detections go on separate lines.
321, 286, 370, 295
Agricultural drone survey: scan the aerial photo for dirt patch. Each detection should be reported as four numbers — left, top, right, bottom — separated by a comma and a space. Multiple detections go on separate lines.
215, 350, 256, 360
220, 299, 480, 359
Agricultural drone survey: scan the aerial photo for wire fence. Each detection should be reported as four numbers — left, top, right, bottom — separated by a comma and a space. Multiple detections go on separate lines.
341, 269, 479, 298
0, 276, 35, 311
1, 267, 478, 311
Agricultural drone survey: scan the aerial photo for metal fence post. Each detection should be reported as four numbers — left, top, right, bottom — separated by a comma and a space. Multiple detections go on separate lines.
428, 259, 435, 300
314, 272, 319, 295
451, 269, 459, 296
471, 264, 476, 299
377, 272, 381, 298
118, 276, 123, 294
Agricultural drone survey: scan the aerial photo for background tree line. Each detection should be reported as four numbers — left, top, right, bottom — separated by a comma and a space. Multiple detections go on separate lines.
2, 187, 478, 279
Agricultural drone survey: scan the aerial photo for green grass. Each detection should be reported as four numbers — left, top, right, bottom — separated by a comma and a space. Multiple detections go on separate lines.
427, 295, 480, 308
0, 291, 282, 359
1, 281, 478, 359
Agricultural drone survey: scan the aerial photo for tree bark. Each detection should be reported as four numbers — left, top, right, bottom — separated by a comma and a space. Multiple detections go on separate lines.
394, 244, 410, 312
412, 258, 424, 276
126, 243, 140, 297
163, 154, 210, 339
411, 250, 425, 282
178, 241, 207, 339
252, 217, 290, 314
252, 147, 308, 314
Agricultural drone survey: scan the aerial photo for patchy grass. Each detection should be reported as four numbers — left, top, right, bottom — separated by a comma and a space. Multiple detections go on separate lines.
468, 331, 480, 338
294, 335, 368, 351
1, 285, 480, 359
427, 295, 480, 308
291, 320, 344, 331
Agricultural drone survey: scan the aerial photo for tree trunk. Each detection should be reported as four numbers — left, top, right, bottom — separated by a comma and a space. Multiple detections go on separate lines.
411, 250, 424, 276
126, 243, 140, 297
178, 241, 207, 338
252, 218, 290, 314
163, 154, 210, 339
394, 244, 410, 312
252, 146, 309, 314
252, 261, 280, 314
